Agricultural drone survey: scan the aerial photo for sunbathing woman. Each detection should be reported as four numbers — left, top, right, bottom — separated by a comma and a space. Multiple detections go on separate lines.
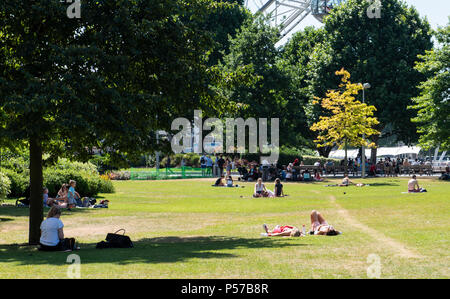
310, 210, 340, 236
339, 175, 367, 187
262, 224, 301, 237
339, 175, 354, 186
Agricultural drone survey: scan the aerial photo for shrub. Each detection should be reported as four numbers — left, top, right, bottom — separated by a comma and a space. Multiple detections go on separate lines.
98, 176, 115, 193
0, 168, 29, 198
0, 172, 11, 199
43, 167, 114, 197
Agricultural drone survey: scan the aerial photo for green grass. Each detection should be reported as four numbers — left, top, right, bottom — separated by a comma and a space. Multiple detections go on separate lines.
0, 177, 449, 278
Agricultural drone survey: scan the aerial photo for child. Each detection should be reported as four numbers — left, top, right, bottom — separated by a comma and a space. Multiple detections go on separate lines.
68, 180, 82, 207
43, 187, 60, 207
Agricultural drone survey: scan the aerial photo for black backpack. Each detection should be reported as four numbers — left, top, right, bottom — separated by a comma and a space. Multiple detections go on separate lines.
96, 229, 133, 249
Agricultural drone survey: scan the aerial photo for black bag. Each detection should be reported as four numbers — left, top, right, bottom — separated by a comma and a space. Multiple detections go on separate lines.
96, 229, 133, 249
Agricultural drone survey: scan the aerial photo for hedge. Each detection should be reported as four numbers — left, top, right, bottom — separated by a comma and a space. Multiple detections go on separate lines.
0, 159, 114, 198
0, 168, 29, 198
0, 172, 11, 199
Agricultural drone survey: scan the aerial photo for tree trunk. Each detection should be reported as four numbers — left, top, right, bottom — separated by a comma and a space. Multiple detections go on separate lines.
29, 136, 43, 245
370, 135, 379, 164
317, 145, 333, 158
344, 139, 348, 175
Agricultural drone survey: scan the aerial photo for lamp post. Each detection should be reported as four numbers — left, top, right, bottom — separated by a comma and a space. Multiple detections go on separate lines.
362, 83, 371, 179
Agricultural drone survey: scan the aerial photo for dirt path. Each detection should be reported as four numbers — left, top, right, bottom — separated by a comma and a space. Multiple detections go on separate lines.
329, 195, 422, 259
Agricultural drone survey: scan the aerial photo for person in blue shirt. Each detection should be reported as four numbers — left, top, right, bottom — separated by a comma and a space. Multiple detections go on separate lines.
68, 180, 82, 207
206, 155, 213, 176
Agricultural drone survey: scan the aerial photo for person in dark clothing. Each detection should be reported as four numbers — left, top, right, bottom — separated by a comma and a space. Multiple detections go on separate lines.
217, 155, 225, 176
274, 178, 284, 197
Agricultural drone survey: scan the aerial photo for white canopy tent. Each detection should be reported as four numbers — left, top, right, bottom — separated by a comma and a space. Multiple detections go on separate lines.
328, 146, 422, 160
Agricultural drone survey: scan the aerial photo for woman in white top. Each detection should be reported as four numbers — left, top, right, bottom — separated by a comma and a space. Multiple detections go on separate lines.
254, 178, 267, 197
253, 178, 275, 197
39, 206, 76, 251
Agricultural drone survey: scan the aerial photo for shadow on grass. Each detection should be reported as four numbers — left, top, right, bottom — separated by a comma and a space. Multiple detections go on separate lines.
367, 182, 400, 187
0, 236, 308, 266
0, 217, 14, 222
0, 206, 97, 217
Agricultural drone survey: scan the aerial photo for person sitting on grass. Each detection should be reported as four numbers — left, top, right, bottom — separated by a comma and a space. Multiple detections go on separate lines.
214, 176, 225, 187
254, 178, 267, 197
408, 175, 426, 193
226, 176, 234, 187
56, 183, 69, 206
43, 187, 61, 207
39, 206, 77, 251
274, 178, 285, 197
439, 163, 450, 181
309, 210, 341, 236
68, 180, 82, 207
262, 223, 301, 237
314, 170, 324, 182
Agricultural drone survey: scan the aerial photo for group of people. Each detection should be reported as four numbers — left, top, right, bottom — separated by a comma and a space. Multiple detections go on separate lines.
200, 154, 238, 177
262, 210, 340, 237
43, 180, 81, 209
253, 178, 285, 198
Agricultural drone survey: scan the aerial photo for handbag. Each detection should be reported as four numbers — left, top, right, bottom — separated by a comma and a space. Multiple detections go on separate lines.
100, 229, 133, 249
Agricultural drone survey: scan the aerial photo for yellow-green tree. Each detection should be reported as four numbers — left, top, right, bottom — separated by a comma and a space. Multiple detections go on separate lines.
310, 69, 380, 173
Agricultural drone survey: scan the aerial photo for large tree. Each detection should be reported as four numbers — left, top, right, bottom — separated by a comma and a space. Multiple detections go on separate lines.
221, 16, 311, 148
308, 0, 432, 161
0, 0, 238, 244
280, 26, 330, 154
311, 69, 380, 173
410, 20, 450, 151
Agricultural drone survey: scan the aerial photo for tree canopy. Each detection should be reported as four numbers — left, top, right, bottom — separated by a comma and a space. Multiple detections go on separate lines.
310, 68, 380, 171
0, 0, 246, 243
410, 20, 450, 151
307, 0, 432, 158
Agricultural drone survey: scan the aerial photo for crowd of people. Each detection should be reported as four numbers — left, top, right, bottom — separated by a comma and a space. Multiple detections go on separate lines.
35, 156, 443, 252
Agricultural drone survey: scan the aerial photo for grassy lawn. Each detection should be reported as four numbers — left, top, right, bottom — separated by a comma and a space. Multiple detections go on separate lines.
0, 177, 449, 279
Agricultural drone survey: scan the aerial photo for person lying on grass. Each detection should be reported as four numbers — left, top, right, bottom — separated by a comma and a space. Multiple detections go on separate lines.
309, 210, 341, 236
262, 224, 301, 237
39, 206, 77, 252
339, 175, 367, 187
339, 175, 354, 186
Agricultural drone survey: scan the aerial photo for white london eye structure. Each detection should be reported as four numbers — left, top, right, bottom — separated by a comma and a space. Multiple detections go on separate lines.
244, 0, 344, 40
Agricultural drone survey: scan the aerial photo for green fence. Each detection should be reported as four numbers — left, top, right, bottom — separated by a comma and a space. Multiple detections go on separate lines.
130, 167, 213, 180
